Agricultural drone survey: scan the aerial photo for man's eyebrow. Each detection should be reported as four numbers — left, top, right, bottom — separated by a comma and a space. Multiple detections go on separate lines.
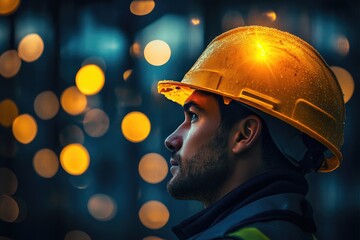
183, 101, 205, 112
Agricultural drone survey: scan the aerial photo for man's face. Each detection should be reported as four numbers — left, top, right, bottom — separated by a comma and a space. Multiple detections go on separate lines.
164, 91, 232, 202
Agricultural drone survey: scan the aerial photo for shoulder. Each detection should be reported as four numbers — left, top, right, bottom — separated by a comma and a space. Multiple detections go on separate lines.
224, 221, 318, 240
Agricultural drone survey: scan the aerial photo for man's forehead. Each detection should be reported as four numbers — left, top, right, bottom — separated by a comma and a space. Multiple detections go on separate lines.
184, 91, 219, 110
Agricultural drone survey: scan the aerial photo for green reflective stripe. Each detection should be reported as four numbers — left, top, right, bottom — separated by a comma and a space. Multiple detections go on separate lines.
227, 227, 270, 240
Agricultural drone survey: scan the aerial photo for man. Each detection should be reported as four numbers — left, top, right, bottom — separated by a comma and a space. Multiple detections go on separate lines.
157, 26, 345, 240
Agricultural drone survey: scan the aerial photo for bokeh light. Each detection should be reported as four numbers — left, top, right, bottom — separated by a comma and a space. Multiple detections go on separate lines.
0, 168, 18, 195
139, 153, 168, 184
64, 230, 91, 240
0, 50, 22, 78
60, 143, 90, 176
0, 0, 21, 15
83, 108, 109, 137
264, 10, 277, 21
331, 66, 355, 103
82, 56, 106, 72
33, 149, 59, 178
121, 111, 151, 143
123, 69, 133, 81
139, 201, 169, 229
0, 195, 19, 222
34, 91, 59, 120
0, 99, 19, 127
191, 18, 200, 25
144, 40, 171, 66
334, 35, 350, 56
12, 114, 37, 144
130, 0, 155, 16
75, 64, 105, 95
59, 125, 85, 146
17, 33, 44, 62
87, 194, 117, 221
60, 86, 87, 115
130, 42, 142, 57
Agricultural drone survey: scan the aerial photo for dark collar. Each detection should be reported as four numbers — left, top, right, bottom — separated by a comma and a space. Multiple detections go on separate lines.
172, 170, 309, 239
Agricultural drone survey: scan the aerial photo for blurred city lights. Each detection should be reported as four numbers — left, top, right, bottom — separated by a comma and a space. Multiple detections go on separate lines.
331, 66, 355, 103
334, 35, 350, 56
130, 0, 155, 16
0, 0, 21, 15
83, 108, 110, 137
76, 64, 105, 95
0, 195, 19, 222
191, 18, 200, 25
0, 99, 18, 127
87, 194, 117, 221
123, 69, 133, 81
0, 168, 18, 195
34, 91, 59, 120
59, 125, 85, 146
12, 114, 37, 144
60, 86, 87, 115
139, 201, 169, 229
121, 111, 151, 143
64, 230, 91, 240
60, 143, 90, 176
130, 42, 142, 57
138, 153, 168, 184
0, 50, 22, 78
144, 40, 171, 66
17, 33, 44, 62
33, 148, 59, 178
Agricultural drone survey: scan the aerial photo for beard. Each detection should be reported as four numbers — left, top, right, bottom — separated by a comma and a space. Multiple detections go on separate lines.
167, 125, 231, 203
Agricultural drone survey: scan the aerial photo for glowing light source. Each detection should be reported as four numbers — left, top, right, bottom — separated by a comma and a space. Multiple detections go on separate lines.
121, 111, 151, 143
17, 33, 44, 62
334, 35, 350, 56
83, 108, 110, 137
144, 40, 171, 66
130, 0, 155, 16
12, 114, 37, 144
139, 153, 168, 184
123, 69, 133, 81
76, 64, 105, 95
264, 11, 277, 22
60, 143, 90, 176
0, 0, 21, 15
0, 168, 18, 195
88, 194, 117, 221
0, 50, 21, 78
191, 18, 200, 25
60, 86, 87, 115
33, 149, 59, 178
34, 91, 59, 120
139, 201, 169, 229
331, 66, 355, 103
65, 231, 91, 240
0, 195, 19, 222
130, 42, 142, 57
0, 99, 18, 127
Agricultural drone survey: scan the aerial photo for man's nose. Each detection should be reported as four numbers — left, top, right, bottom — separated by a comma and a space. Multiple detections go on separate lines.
164, 128, 183, 152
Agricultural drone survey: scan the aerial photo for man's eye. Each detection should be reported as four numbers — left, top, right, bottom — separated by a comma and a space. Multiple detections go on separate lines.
189, 111, 198, 122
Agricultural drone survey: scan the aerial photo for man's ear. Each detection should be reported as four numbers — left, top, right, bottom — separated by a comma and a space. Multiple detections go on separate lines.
231, 115, 262, 154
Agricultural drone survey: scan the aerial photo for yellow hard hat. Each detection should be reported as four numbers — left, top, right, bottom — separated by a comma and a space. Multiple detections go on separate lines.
158, 26, 345, 172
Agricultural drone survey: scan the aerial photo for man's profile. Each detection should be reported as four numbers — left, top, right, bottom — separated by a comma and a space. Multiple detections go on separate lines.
157, 26, 345, 239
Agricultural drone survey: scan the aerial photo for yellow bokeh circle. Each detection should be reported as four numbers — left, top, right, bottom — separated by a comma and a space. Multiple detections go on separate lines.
60, 86, 87, 115
144, 40, 171, 66
0, 0, 21, 15
60, 143, 90, 176
139, 153, 168, 184
139, 201, 169, 229
121, 111, 151, 143
12, 114, 37, 144
130, 0, 155, 16
76, 64, 105, 95
18, 33, 44, 62
0, 50, 21, 78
